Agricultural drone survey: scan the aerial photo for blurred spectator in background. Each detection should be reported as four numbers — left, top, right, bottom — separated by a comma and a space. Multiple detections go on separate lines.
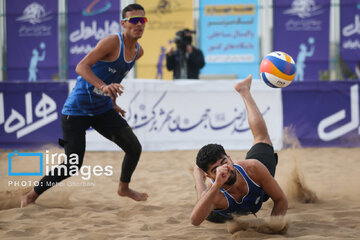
166, 29, 205, 80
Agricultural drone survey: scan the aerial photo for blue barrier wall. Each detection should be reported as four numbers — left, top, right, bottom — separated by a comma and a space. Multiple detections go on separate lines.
0, 82, 68, 149
1, 80, 359, 150
282, 81, 360, 148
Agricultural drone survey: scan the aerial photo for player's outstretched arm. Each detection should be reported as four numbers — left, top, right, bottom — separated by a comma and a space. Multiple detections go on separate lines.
247, 160, 288, 216
193, 166, 208, 199
190, 183, 219, 226
190, 165, 230, 226
267, 177, 288, 216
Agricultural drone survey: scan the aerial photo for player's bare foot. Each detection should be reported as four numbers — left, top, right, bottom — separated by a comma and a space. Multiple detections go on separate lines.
234, 74, 252, 94
20, 189, 39, 208
118, 182, 148, 201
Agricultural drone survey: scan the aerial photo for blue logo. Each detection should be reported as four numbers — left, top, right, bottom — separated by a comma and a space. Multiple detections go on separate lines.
16, 2, 52, 24
8, 150, 43, 176
82, 0, 112, 16
283, 0, 324, 19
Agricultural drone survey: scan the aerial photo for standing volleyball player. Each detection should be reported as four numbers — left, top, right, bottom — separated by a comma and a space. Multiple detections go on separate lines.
21, 3, 148, 207
190, 75, 288, 225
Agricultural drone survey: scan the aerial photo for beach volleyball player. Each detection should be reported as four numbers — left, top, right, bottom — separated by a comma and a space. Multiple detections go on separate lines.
190, 75, 288, 225
21, 3, 148, 207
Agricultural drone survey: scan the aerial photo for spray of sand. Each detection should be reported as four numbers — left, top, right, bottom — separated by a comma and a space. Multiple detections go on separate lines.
287, 156, 318, 204
0, 187, 32, 210
282, 126, 318, 203
227, 215, 289, 236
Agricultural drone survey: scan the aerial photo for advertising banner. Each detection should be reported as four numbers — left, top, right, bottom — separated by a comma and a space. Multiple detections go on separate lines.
67, 0, 120, 79
282, 81, 360, 148
0, 82, 68, 149
199, 0, 259, 79
6, 0, 58, 81
340, 0, 360, 80
2, 80, 359, 150
84, 80, 283, 151
135, 0, 194, 80
273, 0, 330, 81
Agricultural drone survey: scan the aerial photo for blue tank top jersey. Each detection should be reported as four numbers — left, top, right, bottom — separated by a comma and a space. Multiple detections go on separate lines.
62, 33, 139, 116
213, 164, 267, 215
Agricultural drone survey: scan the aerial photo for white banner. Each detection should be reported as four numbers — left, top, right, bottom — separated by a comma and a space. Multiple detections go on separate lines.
82, 79, 283, 151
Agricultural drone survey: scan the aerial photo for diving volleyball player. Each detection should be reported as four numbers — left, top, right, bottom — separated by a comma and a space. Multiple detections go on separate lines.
190, 75, 288, 225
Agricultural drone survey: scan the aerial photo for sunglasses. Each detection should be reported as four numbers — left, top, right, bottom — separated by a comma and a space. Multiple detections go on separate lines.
122, 16, 147, 25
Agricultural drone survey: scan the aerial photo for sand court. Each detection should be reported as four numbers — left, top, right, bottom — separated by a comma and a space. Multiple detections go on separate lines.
1, 147, 360, 239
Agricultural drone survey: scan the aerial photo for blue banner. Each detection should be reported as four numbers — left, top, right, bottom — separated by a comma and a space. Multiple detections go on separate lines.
6, 0, 59, 81
199, 0, 259, 79
340, 0, 360, 80
0, 82, 68, 149
282, 81, 360, 147
273, 0, 330, 81
67, 0, 121, 79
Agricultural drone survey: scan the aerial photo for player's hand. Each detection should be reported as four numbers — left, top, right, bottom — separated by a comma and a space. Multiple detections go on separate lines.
102, 83, 124, 100
214, 164, 231, 187
114, 105, 126, 117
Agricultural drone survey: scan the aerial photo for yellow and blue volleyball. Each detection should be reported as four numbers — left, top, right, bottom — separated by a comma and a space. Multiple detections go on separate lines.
260, 51, 296, 88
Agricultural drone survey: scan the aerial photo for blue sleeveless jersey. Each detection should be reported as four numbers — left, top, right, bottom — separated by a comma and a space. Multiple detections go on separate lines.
213, 164, 267, 215
62, 33, 139, 116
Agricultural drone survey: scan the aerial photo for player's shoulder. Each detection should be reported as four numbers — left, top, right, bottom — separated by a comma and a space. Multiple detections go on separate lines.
102, 34, 119, 42
236, 159, 265, 176
98, 34, 119, 45
234, 159, 257, 168
95, 34, 119, 51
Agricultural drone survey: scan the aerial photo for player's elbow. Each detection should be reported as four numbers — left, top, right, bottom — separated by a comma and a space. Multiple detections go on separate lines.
190, 214, 202, 226
75, 61, 89, 77
190, 218, 201, 226
75, 63, 83, 76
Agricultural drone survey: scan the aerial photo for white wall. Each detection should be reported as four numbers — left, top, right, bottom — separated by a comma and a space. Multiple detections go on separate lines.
84, 79, 284, 151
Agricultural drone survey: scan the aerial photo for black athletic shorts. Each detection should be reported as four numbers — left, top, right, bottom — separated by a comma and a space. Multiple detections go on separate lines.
245, 142, 278, 177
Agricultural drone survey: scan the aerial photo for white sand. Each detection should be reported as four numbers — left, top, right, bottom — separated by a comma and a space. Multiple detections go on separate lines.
1, 147, 360, 239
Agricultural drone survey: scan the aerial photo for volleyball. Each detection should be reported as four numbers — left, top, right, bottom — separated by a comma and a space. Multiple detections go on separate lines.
260, 51, 296, 88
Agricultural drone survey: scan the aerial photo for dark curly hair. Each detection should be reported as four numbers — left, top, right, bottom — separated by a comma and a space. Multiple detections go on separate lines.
122, 4, 145, 18
196, 144, 227, 173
